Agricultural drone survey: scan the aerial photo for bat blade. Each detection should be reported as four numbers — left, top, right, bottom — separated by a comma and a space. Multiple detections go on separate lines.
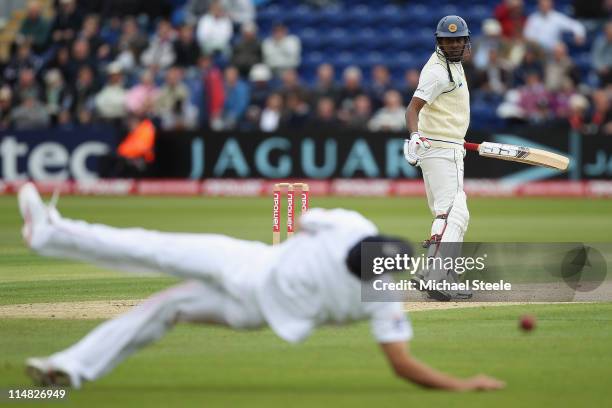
466, 142, 570, 171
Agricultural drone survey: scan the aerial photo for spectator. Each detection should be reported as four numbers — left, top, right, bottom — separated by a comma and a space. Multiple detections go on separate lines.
156, 66, 198, 130
401, 68, 420, 104
94, 63, 127, 121
306, 97, 340, 129
173, 25, 200, 68
141, 20, 177, 71
549, 78, 579, 119
567, 93, 590, 131
259, 92, 284, 132
248, 63, 273, 108
230, 22, 262, 78
278, 69, 308, 100
368, 90, 405, 132
338, 66, 365, 114
198, 54, 225, 130
2, 42, 40, 86
518, 71, 551, 123
77, 14, 111, 61
343, 94, 372, 130
513, 45, 545, 86
0, 87, 12, 130
13, 68, 42, 106
310, 63, 340, 105
283, 92, 311, 129
68, 39, 96, 83
473, 19, 511, 70
368, 64, 392, 110
185, 0, 215, 25
262, 23, 301, 76
524, 0, 586, 53
479, 48, 513, 95
114, 17, 149, 74
221, 66, 250, 129
196, 1, 233, 57
50, 0, 83, 45
43, 69, 72, 125
221, 0, 255, 26
544, 42, 580, 92
126, 70, 159, 116
494, 0, 526, 40
587, 89, 612, 135
592, 21, 612, 86
18, 1, 50, 53
11, 94, 50, 130
100, 16, 122, 48
69, 65, 98, 124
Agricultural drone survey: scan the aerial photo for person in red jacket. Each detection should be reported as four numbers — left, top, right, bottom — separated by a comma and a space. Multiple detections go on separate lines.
494, 0, 526, 40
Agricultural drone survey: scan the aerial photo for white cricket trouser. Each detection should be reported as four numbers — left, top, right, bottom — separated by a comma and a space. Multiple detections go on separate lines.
34, 217, 271, 382
419, 147, 469, 242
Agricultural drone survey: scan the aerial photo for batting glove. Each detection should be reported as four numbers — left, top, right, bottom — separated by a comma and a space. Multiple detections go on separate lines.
404, 132, 431, 166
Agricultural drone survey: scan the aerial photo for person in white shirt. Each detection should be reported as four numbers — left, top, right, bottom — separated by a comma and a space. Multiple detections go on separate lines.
262, 23, 301, 76
368, 90, 406, 132
404, 16, 472, 301
18, 183, 503, 392
523, 0, 585, 52
196, 1, 234, 57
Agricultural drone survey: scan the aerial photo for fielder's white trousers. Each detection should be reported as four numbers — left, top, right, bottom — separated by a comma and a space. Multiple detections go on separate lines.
419, 147, 469, 242
33, 217, 272, 382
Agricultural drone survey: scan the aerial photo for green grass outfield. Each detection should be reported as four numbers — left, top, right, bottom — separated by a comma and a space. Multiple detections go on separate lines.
1, 195, 612, 407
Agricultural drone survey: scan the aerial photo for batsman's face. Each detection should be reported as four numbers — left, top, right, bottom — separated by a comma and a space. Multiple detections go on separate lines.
438, 37, 468, 62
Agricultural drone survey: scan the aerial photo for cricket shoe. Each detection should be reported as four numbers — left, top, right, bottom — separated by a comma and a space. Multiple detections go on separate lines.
25, 357, 82, 389
18, 183, 60, 249
426, 269, 473, 302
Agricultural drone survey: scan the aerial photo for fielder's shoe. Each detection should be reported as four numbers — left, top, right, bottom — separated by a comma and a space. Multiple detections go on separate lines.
18, 183, 60, 248
25, 357, 82, 389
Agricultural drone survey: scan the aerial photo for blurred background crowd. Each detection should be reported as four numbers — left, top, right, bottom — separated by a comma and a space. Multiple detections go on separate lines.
0, 0, 611, 136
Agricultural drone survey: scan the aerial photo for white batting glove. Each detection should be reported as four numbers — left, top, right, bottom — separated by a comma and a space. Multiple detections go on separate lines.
404, 132, 431, 166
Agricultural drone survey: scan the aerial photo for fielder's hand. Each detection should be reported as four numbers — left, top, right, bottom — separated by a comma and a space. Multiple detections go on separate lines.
404, 132, 431, 166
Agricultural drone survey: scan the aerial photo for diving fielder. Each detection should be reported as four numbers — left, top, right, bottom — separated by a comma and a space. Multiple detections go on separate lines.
18, 183, 503, 391
404, 16, 472, 300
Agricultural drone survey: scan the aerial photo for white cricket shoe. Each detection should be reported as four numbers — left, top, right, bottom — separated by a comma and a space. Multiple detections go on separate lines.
25, 357, 82, 389
18, 183, 60, 248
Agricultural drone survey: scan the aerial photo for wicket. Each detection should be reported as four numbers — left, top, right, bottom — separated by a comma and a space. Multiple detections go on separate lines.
273, 183, 309, 245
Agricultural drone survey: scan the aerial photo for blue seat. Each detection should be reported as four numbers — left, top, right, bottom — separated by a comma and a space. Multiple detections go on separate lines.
319, 5, 346, 27
332, 52, 358, 69
346, 5, 376, 27
328, 28, 353, 50
298, 28, 323, 50
354, 28, 382, 52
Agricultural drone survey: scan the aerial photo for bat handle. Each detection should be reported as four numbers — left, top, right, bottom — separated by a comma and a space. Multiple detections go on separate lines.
464, 142, 480, 152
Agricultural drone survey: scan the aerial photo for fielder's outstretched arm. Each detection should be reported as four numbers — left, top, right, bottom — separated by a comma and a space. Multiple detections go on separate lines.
405, 97, 427, 134
380, 341, 505, 391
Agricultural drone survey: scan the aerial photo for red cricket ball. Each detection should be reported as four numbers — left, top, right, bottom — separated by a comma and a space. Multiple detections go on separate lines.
519, 315, 536, 331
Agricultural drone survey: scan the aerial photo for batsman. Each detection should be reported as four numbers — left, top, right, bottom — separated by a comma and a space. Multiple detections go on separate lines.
404, 15, 473, 300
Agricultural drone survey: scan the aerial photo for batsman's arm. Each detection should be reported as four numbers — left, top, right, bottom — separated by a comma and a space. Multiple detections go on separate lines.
380, 341, 505, 391
405, 97, 427, 134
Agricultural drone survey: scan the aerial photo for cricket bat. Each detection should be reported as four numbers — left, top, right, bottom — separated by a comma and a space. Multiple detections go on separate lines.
464, 141, 570, 171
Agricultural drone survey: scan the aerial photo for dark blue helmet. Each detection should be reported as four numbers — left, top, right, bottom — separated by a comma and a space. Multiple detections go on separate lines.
435, 15, 470, 38
435, 15, 471, 65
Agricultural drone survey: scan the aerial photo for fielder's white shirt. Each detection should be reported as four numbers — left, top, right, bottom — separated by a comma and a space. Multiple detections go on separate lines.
256, 208, 413, 344
413, 52, 470, 149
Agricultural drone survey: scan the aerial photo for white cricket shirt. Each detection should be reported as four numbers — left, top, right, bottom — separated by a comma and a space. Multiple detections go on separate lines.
256, 208, 413, 344
413, 52, 470, 149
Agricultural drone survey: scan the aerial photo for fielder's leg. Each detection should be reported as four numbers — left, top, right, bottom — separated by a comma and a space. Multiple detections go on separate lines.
18, 183, 272, 283
27, 280, 264, 388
